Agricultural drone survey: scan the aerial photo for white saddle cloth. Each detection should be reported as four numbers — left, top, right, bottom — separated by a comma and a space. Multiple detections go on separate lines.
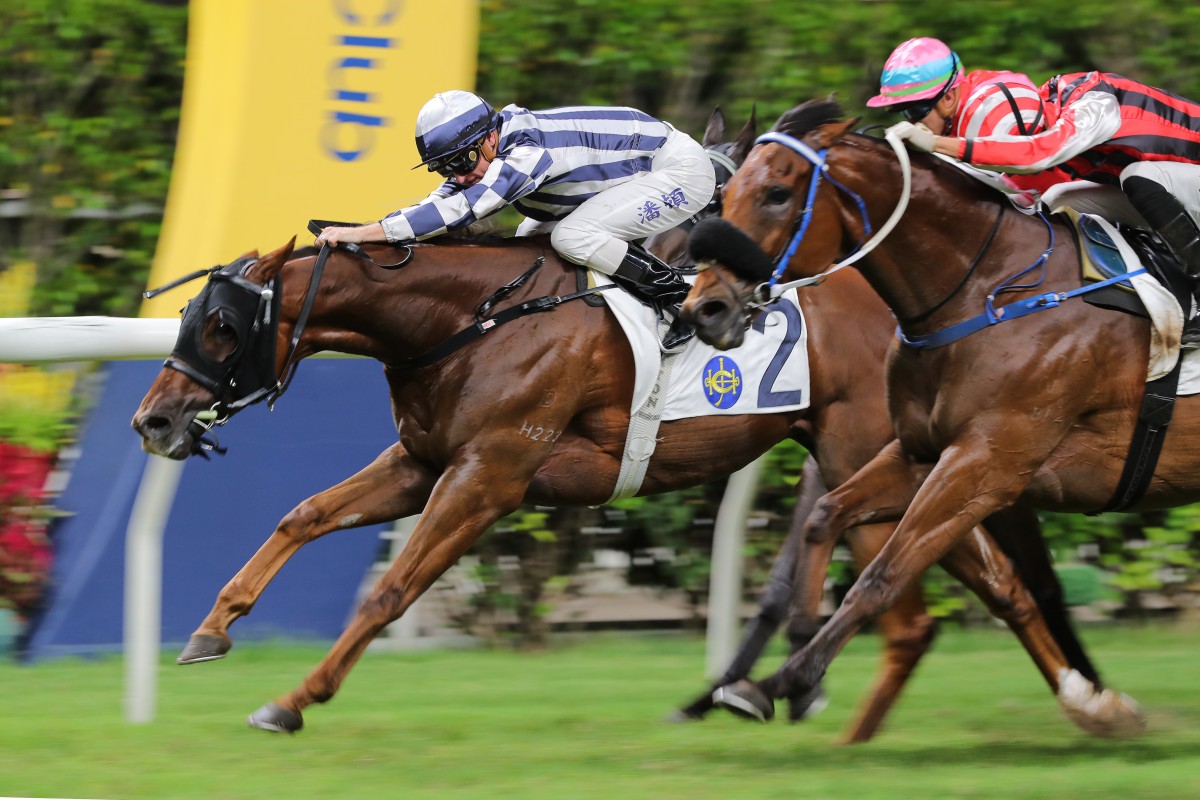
1084, 215, 1200, 394
594, 272, 810, 502
595, 273, 811, 421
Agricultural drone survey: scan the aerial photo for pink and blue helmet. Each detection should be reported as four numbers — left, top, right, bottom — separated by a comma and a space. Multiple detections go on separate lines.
867, 38, 963, 109
413, 90, 498, 169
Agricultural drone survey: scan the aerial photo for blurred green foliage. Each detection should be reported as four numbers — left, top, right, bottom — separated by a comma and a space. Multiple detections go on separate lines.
478, 0, 1200, 139
0, 0, 186, 316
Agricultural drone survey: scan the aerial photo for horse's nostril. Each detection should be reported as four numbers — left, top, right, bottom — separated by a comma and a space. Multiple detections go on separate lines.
134, 415, 172, 436
696, 299, 729, 326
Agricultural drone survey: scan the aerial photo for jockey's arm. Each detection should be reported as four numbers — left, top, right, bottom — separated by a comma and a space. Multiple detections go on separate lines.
951, 90, 1122, 174
379, 145, 552, 243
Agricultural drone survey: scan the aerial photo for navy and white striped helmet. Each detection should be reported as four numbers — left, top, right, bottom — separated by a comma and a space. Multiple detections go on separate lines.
413, 90, 498, 169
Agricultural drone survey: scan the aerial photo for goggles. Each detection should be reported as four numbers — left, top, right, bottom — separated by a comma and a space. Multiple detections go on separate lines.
427, 143, 482, 178
896, 66, 959, 123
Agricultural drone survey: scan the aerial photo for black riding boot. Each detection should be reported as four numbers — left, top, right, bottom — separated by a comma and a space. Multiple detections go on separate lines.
612, 244, 695, 349
1124, 175, 1200, 347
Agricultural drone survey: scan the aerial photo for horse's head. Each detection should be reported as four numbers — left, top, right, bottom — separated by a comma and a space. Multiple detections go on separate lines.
132, 238, 297, 459
645, 105, 758, 268
681, 97, 862, 348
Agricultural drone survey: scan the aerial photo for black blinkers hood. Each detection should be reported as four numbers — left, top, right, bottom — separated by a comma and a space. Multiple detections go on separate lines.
165, 257, 282, 411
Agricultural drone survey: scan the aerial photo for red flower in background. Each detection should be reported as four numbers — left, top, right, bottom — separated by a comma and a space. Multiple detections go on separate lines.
0, 441, 56, 619
0, 442, 53, 506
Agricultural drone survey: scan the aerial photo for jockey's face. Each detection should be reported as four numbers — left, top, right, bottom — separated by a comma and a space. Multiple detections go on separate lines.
909, 87, 960, 135
454, 130, 497, 188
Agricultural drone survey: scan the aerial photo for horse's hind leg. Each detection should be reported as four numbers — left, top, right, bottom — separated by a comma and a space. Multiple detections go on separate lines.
178, 443, 436, 664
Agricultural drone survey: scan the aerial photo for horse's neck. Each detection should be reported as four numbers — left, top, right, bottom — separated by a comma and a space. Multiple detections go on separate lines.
847, 148, 1018, 328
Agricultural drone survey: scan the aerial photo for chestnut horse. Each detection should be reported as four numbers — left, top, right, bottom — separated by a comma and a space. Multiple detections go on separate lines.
682, 97, 1158, 734
129, 115, 1110, 738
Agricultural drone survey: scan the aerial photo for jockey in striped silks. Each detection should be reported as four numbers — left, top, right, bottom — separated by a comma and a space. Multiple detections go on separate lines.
318, 90, 717, 348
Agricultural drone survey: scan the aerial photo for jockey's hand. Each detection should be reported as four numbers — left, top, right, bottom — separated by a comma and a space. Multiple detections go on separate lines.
316, 226, 364, 247
887, 121, 938, 153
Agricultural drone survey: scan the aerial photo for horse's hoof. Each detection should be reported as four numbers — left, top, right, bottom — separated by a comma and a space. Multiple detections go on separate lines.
787, 687, 829, 723
247, 702, 304, 734
1057, 668, 1147, 738
177, 633, 232, 664
713, 680, 775, 722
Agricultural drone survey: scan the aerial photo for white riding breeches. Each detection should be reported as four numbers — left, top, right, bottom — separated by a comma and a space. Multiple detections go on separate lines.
1121, 161, 1200, 227
1041, 180, 1149, 227
515, 128, 716, 275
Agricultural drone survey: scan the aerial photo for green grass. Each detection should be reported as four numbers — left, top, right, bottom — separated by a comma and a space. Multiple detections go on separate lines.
1, 624, 1198, 799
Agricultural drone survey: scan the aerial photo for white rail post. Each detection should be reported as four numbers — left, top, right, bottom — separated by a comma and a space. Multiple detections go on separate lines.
706, 456, 763, 680
123, 455, 185, 723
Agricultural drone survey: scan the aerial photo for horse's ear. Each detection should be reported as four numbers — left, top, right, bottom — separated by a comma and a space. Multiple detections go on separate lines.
238, 249, 260, 259
811, 117, 861, 149
253, 236, 296, 281
702, 106, 726, 148
731, 104, 759, 166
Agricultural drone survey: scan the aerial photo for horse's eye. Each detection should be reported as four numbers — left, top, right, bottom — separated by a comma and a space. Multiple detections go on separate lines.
214, 321, 236, 342
764, 186, 793, 206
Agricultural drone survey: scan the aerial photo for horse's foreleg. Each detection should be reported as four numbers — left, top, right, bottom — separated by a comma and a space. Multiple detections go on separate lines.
800, 439, 932, 546
940, 524, 1145, 738
674, 458, 824, 721
179, 444, 436, 664
248, 456, 531, 732
711, 445, 929, 722
982, 506, 1101, 685
716, 438, 1027, 724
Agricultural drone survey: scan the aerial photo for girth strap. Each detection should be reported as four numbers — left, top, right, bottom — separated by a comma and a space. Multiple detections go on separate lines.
1098, 257, 1194, 513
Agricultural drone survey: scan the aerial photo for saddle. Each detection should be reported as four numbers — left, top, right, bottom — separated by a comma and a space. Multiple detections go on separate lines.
1065, 207, 1185, 319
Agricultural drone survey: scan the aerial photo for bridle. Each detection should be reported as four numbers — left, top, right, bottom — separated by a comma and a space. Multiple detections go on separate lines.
746, 128, 913, 308
697, 128, 913, 324
144, 238, 412, 457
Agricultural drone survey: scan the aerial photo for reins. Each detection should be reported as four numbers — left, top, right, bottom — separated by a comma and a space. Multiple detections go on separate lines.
898, 202, 1007, 326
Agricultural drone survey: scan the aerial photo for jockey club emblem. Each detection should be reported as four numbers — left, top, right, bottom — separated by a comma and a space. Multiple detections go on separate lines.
703, 355, 742, 408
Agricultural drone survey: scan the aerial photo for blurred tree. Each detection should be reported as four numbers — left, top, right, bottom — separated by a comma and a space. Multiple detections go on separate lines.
0, 0, 186, 316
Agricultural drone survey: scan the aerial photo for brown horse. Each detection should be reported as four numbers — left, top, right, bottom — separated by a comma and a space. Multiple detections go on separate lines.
653, 112, 1107, 739
681, 97, 1157, 733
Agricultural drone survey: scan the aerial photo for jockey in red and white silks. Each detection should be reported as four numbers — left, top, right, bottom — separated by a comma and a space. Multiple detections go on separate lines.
875, 38, 1200, 343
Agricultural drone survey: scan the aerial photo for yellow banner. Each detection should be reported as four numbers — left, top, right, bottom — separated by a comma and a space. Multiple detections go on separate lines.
141, 0, 479, 317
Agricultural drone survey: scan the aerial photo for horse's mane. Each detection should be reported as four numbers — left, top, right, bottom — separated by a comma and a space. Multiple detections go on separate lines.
772, 97, 846, 138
